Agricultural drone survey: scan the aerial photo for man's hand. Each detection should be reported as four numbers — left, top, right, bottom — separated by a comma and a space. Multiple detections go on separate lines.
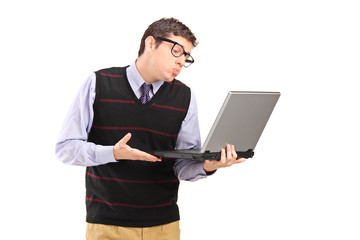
113, 133, 162, 162
203, 144, 246, 172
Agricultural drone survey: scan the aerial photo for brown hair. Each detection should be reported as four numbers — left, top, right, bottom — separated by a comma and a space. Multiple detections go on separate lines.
138, 17, 198, 57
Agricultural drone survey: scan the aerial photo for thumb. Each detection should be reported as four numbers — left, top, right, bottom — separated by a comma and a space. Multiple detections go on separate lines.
118, 133, 132, 146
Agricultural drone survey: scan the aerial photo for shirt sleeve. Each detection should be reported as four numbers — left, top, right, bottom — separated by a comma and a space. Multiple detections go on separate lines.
55, 73, 117, 166
173, 91, 210, 181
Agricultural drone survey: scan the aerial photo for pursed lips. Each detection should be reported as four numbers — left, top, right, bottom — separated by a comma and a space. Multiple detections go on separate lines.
173, 68, 181, 76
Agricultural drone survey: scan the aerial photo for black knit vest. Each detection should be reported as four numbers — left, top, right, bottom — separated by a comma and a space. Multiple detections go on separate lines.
86, 66, 191, 227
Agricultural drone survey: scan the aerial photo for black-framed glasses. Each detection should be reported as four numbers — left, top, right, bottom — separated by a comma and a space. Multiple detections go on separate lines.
156, 37, 195, 68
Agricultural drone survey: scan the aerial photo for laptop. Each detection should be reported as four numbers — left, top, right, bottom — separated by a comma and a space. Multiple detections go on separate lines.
151, 91, 280, 161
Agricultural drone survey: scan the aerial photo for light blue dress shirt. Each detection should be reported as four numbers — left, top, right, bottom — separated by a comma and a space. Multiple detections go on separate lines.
55, 62, 208, 181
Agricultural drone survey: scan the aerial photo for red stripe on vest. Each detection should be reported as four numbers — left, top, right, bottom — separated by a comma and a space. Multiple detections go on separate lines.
86, 197, 176, 208
100, 99, 135, 104
169, 81, 185, 85
152, 103, 186, 112
100, 72, 123, 78
86, 171, 178, 184
92, 125, 178, 137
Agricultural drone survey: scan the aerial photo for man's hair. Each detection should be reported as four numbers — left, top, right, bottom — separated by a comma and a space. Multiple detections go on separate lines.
138, 17, 198, 57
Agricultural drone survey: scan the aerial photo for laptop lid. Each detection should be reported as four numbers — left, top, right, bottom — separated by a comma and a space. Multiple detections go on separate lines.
201, 91, 280, 153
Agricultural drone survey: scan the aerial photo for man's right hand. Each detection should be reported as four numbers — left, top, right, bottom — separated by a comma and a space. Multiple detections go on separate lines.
113, 133, 162, 162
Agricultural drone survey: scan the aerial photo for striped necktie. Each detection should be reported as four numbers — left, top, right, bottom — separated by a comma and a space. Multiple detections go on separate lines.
140, 83, 152, 104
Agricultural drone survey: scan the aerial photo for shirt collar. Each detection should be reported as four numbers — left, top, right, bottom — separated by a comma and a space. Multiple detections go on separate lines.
126, 61, 164, 98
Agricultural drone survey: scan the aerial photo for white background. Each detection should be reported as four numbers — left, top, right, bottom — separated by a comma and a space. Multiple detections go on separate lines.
1, 0, 359, 239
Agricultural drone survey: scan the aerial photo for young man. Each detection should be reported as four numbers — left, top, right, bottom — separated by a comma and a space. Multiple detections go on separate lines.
55, 18, 245, 240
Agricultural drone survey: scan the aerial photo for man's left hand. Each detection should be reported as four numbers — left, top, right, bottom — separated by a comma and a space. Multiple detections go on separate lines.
203, 144, 246, 173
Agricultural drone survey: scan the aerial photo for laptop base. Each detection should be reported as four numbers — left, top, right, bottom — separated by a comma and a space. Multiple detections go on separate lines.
152, 149, 254, 161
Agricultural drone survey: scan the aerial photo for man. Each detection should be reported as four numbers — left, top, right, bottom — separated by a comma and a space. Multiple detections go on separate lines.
55, 17, 245, 240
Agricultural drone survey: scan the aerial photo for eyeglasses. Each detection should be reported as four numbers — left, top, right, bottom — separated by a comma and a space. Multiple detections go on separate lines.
156, 37, 195, 68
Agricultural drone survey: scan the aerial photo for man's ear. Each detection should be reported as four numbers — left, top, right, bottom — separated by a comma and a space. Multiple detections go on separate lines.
144, 36, 156, 53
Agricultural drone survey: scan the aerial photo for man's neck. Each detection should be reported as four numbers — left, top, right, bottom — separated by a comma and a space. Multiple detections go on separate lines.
135, 58, 156, 84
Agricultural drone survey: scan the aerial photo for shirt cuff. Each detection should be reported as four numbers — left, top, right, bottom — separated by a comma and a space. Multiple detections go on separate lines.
186, 161, 214, 181
95, 145, 117, 165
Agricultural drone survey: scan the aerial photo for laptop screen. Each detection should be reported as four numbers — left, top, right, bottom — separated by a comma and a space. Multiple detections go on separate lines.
202, 91, 280, 152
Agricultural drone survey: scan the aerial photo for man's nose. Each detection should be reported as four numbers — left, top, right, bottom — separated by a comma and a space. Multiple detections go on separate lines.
176, 55, 186, 67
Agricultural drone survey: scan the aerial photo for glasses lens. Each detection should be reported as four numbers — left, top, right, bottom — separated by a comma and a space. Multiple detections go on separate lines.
171, 44, 184, 57
170, 42, 194, 68
184, 55, 194, 68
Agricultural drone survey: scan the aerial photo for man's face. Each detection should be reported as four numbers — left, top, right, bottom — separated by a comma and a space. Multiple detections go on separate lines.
151, 35, 193, 82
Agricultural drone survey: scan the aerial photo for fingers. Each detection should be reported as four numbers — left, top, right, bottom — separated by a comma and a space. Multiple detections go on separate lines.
232, 145, 238, 159
203, 145, 246, 172
235, 158, 246, 164
225, 144, 237, 167
118, 133, 132, 146
220, 148, 226, 165
217, 145, 246, 168
132, 148, 162, 162
227, 145, 246, 164
114, 133, 161, 162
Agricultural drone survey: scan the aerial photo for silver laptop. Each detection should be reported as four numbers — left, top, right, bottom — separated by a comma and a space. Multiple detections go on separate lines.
151, 91, 280, 161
